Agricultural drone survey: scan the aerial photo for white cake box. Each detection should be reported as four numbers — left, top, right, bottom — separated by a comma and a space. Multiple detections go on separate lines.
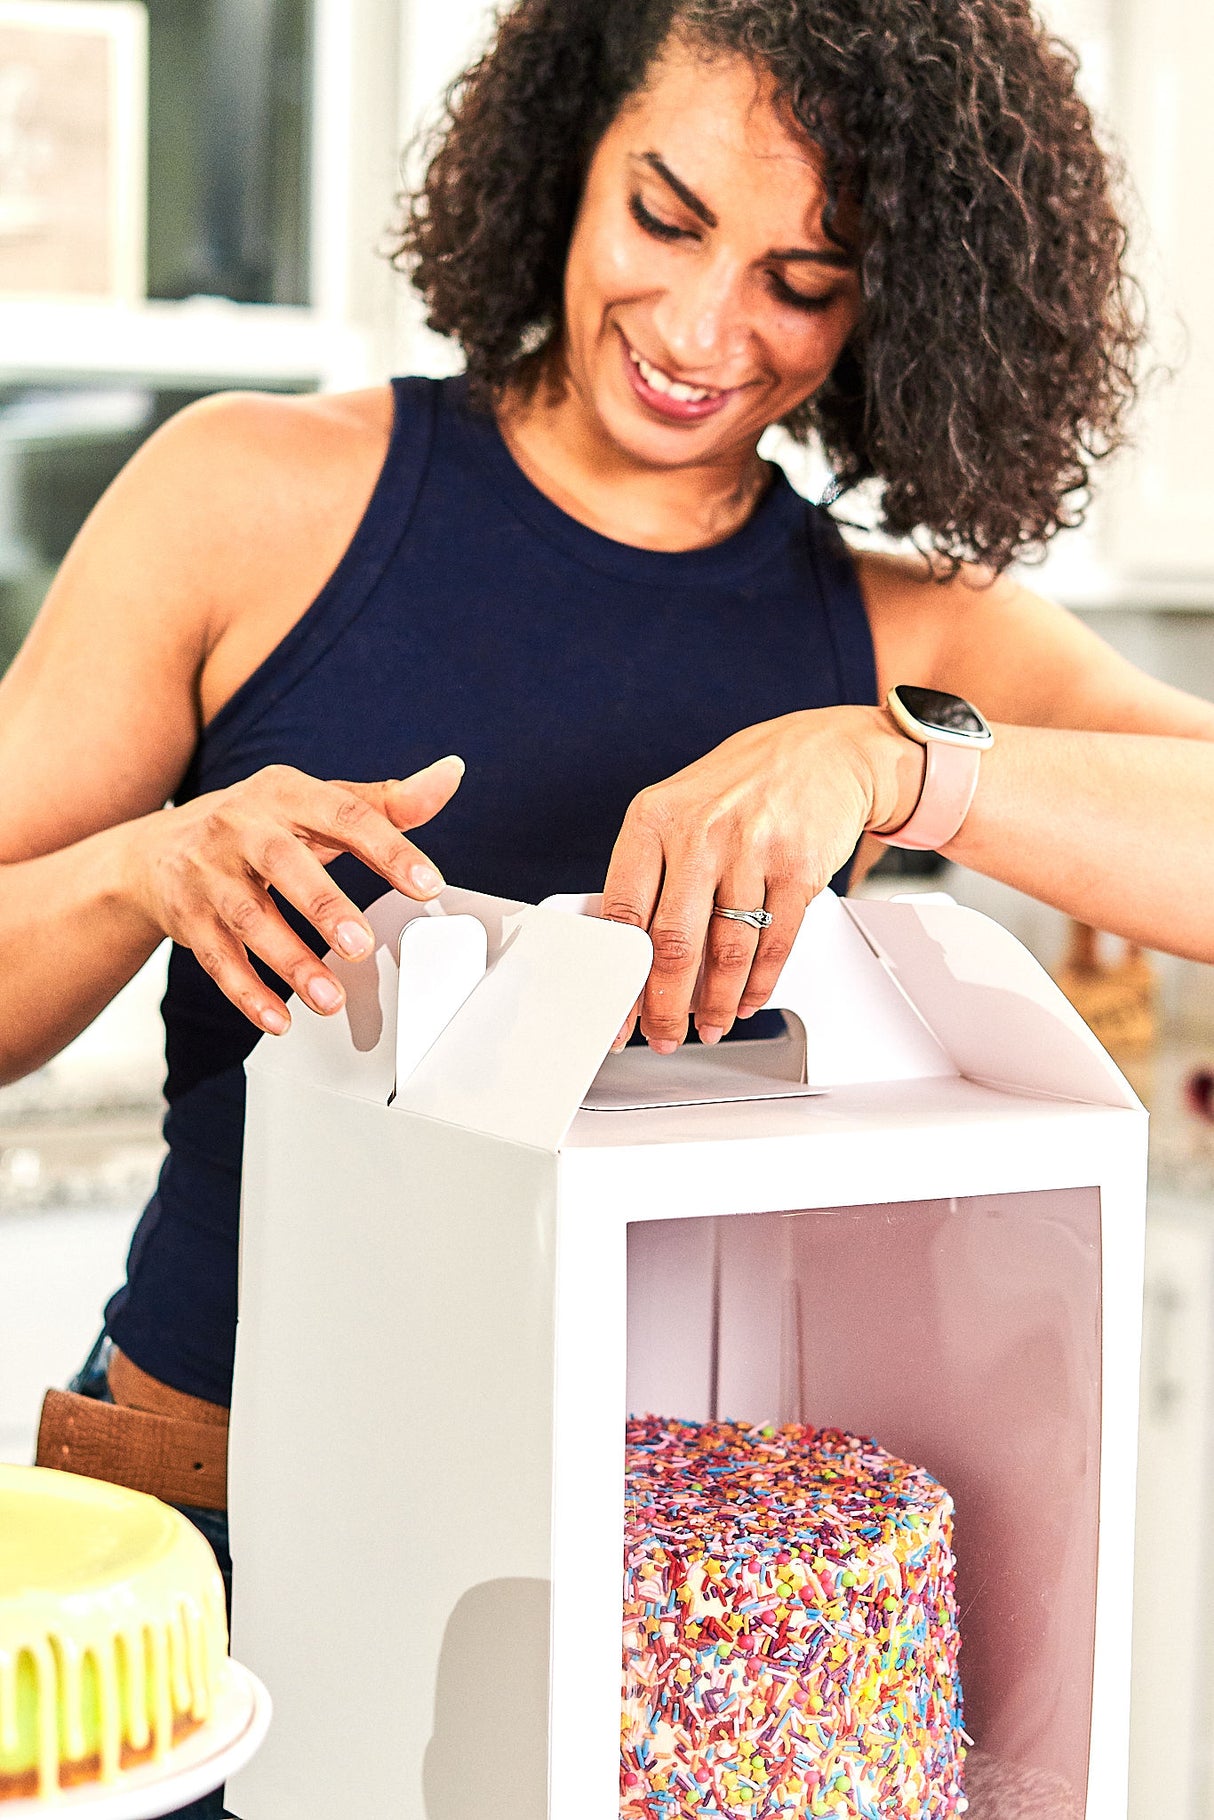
226, 885, 1146, 1820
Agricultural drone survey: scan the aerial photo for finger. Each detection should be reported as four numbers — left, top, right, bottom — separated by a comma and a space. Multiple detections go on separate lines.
693, 874, 767, 1044
240, 832, 377, 962
185, 916, 293, 1036
637, 860, 718, 1053
610, 997, 642, 1055
290, 779, 450, 899
342, 755, 465, 832
204, 867, 352, 1018
232, 829, 380, 960
601, 798, 667, 1051
737, 880, 808, 1019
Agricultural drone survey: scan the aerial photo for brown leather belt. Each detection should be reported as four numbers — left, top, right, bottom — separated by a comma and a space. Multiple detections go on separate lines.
35, 1349, 229, 1511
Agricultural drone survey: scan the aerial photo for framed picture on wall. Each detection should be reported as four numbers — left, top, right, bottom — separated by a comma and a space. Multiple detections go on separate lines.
0, 0, 147, 301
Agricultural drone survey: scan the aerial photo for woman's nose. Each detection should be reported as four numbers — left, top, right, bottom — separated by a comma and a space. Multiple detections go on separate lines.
652, 256, 750, 373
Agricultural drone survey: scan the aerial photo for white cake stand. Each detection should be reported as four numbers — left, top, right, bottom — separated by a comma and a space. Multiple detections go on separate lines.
4, 1660, 271, 1819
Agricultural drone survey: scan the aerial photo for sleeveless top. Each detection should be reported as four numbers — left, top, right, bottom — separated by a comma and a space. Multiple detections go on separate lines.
104, 374, 878, 1405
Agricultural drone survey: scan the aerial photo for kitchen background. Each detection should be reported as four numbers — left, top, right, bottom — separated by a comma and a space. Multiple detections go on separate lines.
0, 0, 1210, 1813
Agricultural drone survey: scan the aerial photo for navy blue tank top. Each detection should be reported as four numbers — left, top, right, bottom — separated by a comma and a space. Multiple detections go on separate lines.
104, 375, 877, 1404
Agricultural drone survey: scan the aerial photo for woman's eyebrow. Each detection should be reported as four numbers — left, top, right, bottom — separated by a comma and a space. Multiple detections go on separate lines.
770, 245, 855, 269
638, 152, 718, 227
637, 152, 854, 267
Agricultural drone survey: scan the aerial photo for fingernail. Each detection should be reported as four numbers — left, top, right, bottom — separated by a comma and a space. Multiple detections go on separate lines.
410, 864, 445, 897
262, 1007, 290, 1035
649, 1039, 678, 1056
336, 920, 373, 958
737, 1004, 758, 1019
698, 1025, 725, 1046
310, 977, 344, 1013
426, 754, 465, 777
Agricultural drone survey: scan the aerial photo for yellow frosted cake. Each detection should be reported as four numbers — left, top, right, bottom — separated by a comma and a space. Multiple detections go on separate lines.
0, 1464, 229, 1800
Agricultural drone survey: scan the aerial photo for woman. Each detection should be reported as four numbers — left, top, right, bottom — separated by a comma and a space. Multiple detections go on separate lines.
3, 0, 1213, 1809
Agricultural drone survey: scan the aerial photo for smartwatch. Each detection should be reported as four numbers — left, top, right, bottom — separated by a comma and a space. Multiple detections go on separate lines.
873, 685, 994, 851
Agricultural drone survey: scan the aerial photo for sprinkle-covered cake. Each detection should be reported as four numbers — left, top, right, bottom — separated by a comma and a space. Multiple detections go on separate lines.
0, 1464, 230, 1801
622, 1417, 966, 1818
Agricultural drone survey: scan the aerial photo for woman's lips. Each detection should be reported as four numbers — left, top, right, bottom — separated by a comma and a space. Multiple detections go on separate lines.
620, 335, 737, 424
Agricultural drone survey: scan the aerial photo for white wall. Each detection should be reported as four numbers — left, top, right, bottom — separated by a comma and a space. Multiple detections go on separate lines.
398, 0, 499, 132
303, 0, 501, 387
394, 0, 501, 377
0, 1207, 140, 1466
1034, 0, 1214, 599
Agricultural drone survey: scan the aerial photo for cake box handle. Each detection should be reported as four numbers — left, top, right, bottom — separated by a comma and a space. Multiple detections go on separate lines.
541, 889, 954, 1092
394, 914, 489, 1093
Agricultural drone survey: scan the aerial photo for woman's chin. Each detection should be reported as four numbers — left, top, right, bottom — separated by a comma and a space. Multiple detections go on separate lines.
591, 385, 748, 469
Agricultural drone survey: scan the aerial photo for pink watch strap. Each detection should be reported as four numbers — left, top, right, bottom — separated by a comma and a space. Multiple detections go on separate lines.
873, 738, 982, 851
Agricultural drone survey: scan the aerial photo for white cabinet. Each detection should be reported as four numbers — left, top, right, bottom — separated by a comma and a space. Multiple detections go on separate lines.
1129, 1196, 1214, 1818
1035, 0, 1214, 603
1101, 0, 1214, 585
393, 0, 500, 379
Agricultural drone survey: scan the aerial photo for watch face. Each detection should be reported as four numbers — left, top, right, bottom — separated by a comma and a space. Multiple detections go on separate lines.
895, 686, 990, 739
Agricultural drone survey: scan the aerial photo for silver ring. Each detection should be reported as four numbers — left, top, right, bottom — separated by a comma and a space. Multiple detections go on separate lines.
711, 904, 774, 931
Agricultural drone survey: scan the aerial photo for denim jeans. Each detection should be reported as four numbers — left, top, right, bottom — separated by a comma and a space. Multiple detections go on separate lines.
70, 1336, 237, 1820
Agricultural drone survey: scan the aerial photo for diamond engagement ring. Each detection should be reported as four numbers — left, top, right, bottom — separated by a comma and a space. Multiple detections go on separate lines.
711, 905, 774, 931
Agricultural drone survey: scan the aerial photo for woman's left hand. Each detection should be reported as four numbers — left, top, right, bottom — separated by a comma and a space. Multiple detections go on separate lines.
600, 705, 923, 1051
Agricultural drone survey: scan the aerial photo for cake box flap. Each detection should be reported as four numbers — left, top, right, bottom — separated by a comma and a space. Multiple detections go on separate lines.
388, 903, 653, 1150
244, 884, 654, 1151
243, 885, 527, 1107
847, 895, 1142, 1110
244, 884, 1139, 1146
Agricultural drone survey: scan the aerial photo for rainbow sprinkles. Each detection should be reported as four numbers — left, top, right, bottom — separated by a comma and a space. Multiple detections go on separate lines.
621, 1416, 967, 1818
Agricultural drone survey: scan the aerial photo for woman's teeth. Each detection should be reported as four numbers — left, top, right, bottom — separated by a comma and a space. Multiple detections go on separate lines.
629, 347, 720, 404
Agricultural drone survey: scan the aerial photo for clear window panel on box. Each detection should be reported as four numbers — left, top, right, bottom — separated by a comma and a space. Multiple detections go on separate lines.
626, 1191, 1101, 1819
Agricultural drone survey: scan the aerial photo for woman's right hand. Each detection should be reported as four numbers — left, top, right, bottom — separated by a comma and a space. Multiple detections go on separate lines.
126, 755, 465, 1034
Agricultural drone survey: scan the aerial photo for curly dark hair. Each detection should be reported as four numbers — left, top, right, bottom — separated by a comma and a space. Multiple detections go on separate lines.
394, 0, 1143, 575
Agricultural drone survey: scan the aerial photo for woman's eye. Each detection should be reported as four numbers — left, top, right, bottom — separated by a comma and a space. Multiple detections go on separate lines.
769, 272, 837, 314
628, 193, 692, 243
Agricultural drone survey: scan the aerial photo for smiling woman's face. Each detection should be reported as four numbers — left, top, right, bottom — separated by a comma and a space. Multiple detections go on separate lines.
559, 38, 862, 471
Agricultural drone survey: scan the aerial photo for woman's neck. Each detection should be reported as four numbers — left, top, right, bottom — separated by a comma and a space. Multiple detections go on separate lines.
495, 361, 771, 553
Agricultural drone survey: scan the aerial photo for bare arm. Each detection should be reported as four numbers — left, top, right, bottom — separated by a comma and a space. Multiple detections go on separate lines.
601, 554, 1214, 1049
0, 824, 168, 1085
0, 390, 458, 1086
900, 560, 1214, 956
941, 722, 1214, 957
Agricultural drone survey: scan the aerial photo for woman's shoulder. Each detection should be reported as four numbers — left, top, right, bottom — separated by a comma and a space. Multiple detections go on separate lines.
134, 385, 400, 721
98, 382, 400, 595
849, 545, 1192, 734
8, 384, 405, 744
146, 382, 398, 512
0, 384, 401, 843
850, 546, 1020, 701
